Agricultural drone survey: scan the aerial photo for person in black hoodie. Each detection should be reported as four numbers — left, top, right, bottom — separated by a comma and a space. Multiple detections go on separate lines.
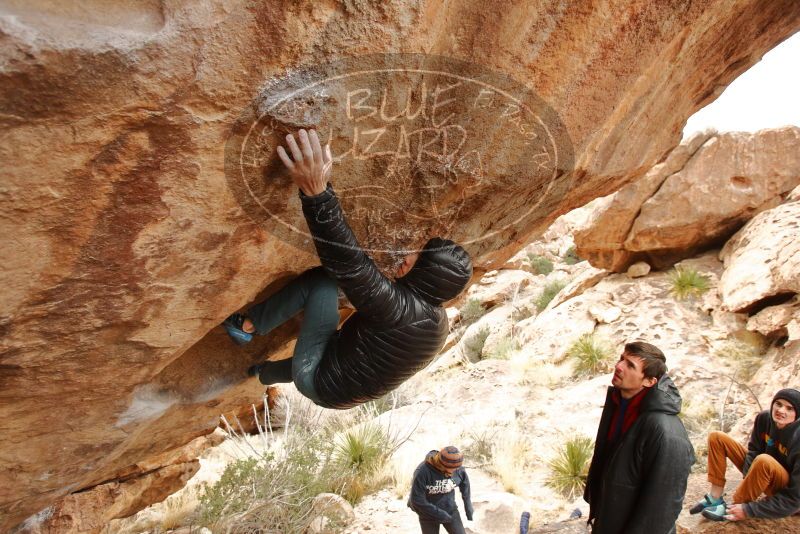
584, 341, 694, 534
689, 388, 800, 522
408, 446, 473, 533
223, 129, 472, 409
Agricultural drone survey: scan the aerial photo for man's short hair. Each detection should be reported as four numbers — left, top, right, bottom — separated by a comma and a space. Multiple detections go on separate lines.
624, 341, 667, 380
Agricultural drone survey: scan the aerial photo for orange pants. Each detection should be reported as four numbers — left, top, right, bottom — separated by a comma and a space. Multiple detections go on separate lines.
707, 431, 789, 503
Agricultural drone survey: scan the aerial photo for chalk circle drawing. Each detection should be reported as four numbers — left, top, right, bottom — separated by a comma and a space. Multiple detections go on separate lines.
224, 54, 574, 262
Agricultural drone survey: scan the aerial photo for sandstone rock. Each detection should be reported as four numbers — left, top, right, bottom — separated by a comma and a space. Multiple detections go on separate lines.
747, 296, 800, 340
589, 304, 622, 324
2, 2, 800, 529
576, 128, 800, 271
719, 199, 800, 312
546, 264, 608, 311
466, 269, 538, 308
467, 492, 527, 534
626, 261, 651, 278
308, 493, 355, 534
33, 461, 200, 534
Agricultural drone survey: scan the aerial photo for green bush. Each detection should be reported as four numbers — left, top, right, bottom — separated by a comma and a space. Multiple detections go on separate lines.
546, 436, 594, 500
669, 267, 710, 300
526, 254, 554, 275
463, 326, 491, 361
460, 298, 486, 326
563, 246, 582, 265
197, 406, 398, 531
487, 336, 520, 360
535, 280, 568, 311
567, 334, 613, 376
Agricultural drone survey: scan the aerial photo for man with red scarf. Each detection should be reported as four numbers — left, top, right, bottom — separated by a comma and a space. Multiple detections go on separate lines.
584, 341, 694, 534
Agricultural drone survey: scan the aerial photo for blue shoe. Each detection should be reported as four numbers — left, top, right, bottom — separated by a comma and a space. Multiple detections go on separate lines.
701, 501, 728, 521
223, 313, 252, 345
690, 493, 724, 514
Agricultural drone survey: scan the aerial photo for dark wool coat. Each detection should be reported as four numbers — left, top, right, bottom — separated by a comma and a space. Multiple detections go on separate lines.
301, 185, 472, 409
742, 410, 800, 518
584, 375, 695, 534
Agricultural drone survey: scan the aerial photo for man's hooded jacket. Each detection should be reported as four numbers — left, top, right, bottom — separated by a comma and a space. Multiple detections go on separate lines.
740, 389, 800, 518
584, 375, 695, 534
407, 450, 473, 523
301, 185, 472, 409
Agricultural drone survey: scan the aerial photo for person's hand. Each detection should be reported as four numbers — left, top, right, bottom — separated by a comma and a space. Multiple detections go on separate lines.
725, 504, 747, 521
276, 129, 332, 197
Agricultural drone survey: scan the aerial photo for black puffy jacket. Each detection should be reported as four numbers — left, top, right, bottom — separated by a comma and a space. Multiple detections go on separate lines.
300, 185, 472, 409
584, 376, 695, 534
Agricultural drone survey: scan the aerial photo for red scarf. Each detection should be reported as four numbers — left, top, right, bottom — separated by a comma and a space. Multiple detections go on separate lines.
606, 387, 650, 442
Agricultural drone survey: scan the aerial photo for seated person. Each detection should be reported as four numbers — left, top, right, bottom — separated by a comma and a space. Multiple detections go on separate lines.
690, 388, 800, 521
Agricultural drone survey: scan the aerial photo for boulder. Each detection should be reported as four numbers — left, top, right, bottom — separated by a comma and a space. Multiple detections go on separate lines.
2, 1, 799, 529
308, 493, 355, 534
626, 261, 651, 278
575, 128, 800, 271
747, 296, 800, 340
719, 199, 800, 312
467, 492, 527, 534
28, 461, 200, 534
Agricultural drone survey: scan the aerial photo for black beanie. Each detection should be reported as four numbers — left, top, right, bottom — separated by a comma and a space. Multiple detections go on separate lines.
772, 388, 800, 416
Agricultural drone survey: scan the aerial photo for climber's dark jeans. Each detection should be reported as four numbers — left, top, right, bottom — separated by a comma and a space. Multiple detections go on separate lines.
418, 512, 466, 534
246, 267, 339, 404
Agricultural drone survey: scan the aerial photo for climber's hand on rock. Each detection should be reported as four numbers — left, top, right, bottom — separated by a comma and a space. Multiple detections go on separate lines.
277, 129, 332, 197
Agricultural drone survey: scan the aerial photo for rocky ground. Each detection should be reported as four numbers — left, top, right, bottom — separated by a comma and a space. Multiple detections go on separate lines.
105, 183, 800, 533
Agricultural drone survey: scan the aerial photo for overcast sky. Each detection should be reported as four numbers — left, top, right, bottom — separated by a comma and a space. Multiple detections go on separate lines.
683, 31, 800, 138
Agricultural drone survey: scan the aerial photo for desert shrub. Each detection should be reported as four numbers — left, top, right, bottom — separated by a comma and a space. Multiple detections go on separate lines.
567, 334, 613, 376
463, 326, 491, 361
490, 428, 530, 494
197, 401, 400, 531
159, 491, 196, 531
716, 337, 764, 381
487, 336, 521, 360
546, 436, 594, 500
511, 303, 535, 322
459, 298, 486, 326
669, 267, 710, 300
463, 428, 496, 466
526, 254, 554, 275
535, 280, 568, 311
563, 246, 582, 265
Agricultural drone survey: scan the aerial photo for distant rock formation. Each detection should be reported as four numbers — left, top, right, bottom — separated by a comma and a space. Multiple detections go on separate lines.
575, 127, 800, 271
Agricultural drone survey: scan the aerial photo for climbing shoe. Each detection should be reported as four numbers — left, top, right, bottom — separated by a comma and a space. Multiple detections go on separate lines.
690, 493, 724, 515
223, 313, 252, 345
701, 501, 729, 521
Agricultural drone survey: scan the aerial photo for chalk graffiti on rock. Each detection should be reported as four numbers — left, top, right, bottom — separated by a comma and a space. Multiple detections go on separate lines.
225, 54, 573, 259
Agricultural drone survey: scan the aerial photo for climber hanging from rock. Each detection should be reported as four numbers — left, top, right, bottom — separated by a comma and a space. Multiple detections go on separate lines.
222, 128, 472, 409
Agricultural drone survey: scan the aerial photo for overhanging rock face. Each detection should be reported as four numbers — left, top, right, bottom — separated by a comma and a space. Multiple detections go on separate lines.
1, 1, 799, 529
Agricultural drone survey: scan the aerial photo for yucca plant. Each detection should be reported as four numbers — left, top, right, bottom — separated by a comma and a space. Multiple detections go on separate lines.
546, 436, 594, 500
669, 267, 710, 300
567, 333, 613, 376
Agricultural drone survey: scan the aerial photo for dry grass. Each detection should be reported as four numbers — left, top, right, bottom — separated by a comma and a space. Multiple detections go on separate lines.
490, 427, 531, 494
